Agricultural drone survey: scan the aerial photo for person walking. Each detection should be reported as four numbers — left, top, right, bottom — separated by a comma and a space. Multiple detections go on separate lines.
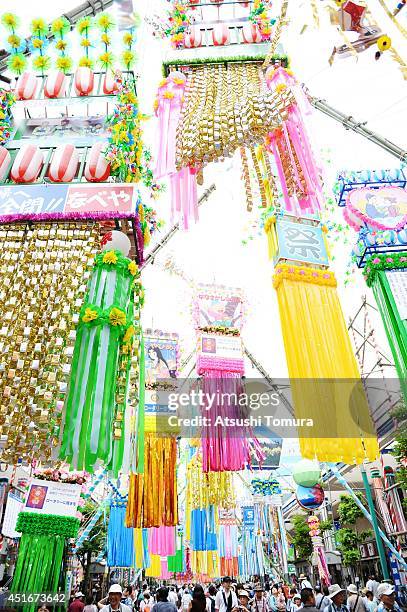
83, 596, 98, 612
325, 585, 349, 612
315, 587, 330, 611
376, 584, 401, 612
215, 577, 238, 612
99, 586, 132, 612
237, 591, 251, 612
366, 579, 380, 600
140, 592, 155, 612
168, 588, 178, 606
207, 586, 218, 612
251, 585, 270, 612
152, 587, 177, 612
299, 576, 313, 591
300, 588, 320, 612
69, 592, 85, 612
363, 592, 377, 612
347, 585, 367, 612
190, 586, 207, 612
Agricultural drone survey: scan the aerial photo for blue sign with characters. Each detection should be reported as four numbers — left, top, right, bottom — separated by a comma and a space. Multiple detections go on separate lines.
0, 185, 68, 216
276, 218, 329, 266
242, 505, 255, 528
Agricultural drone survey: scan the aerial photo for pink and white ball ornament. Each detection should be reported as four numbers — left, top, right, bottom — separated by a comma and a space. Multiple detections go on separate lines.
15, 72, 37, 101
103, 71, 120, 95
84, 142, 110, 182
74, 67, 95, 96
101, 230, 131, 257
48, 144, 79, 183
212, 24, 230, 46
10, 144, 44, 183
44, 71, 67, 99
242, 23, 262, 43
0, 146, 11, 183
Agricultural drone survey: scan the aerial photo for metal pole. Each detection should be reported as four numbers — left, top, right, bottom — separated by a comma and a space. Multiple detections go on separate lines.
361, 465, 390, 579
307, 93, 407, 164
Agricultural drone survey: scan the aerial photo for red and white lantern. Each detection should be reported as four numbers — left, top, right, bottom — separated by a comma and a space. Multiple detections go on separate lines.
44, 71, 67, 99
74, 67, 95, 96
212, 24, 230, 46
15, 72, 37, 101
48, 144, 79, 183
10, 144, 44, 183
184, 26, 202, 48
242, 23, 263, 43
103, 71, 120, 95
84, 142, 110, 182
0, 147, 11, 183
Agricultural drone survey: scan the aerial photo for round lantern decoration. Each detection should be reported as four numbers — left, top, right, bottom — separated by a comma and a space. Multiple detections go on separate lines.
10, 145, 44, 184
15, 72, 37, 101
242, 23, 263, 44
292, 459, 321, 487
184, 26, 202, 48
212, 24, 230, 46
364, 232, 377, 247
84, 142, 111, 182
383, 229, 396, 245
103, 72, 120, 96
48, 144, 79, 183
101, 230, 131, 257
0, 146, 11, 183
44, 71, 67, 99
296, 484, 324, 510
74, 67, 95, 97
397, 229, 407, 245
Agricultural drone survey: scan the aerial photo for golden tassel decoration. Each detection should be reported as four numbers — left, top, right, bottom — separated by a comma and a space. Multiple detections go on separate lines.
250, 148, 268, 208
263, 0, 290, 68
240, 147, 254, 211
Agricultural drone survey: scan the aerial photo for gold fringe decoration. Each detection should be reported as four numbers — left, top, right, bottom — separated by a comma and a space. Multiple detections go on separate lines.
240, 147, 253, 212
263, 0, 290, 68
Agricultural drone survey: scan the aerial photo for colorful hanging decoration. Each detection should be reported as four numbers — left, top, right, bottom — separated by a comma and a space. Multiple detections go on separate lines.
363, 252, 407, 402
292, 459, 321, 487
29, 18, 51, 75
0, 223, 98, 465
187, 453, 236, 510
51, 16, 72, 74
96, 13, 115, 71
251, 477, 281, 496
307, 515, 331, 587
11, 513, 80, 607
249, 0, 275, 41
0, 89, 15, 146
107, 501, 135, 567
1, 13, 27, 74
161, 1, 192, 49
77, 15, 94, 68
59, 233, 144, 475
121, 28, 137, 71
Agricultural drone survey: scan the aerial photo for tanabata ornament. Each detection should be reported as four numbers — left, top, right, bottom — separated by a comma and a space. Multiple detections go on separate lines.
212, 23, 230, 45
74, 66, 95, 96
0, 146, 11, 182
84, 142, 111, 182
242, 23, 263, 43
10, 144, 43, 183
60, 233, 144, 474
15, 71, 37, 100
103, 71, 121, 95
44, 70, 67, 99
184, 26, 202, 48
292, 459, 321, 487
48, 143, 79, 183
296, 484, 325, 510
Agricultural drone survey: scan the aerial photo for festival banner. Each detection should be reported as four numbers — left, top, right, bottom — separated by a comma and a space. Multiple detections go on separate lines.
0, 184, 139, 221
23, 479, 81, 517
195, 284, 244, 330
275, 218, 329, 266
1, 491, 23, 539
346, 186, 407, 230
8, 117, 109, 149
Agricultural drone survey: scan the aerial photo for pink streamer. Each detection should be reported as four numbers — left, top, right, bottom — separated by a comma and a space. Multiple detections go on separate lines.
148, 526, 176, 557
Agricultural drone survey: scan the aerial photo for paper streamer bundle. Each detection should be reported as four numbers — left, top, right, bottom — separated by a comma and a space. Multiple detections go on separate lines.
60, 243, 144, 475
11, 513, 80, 610
107, 502, 135, 567
0, 223, 98, 464
126, 434, 178, 527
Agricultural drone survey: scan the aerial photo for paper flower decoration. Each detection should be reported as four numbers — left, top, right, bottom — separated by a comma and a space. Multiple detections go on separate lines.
249, 0, 275, 41
51, 16, 71, 73
2, 13, 26, 74
7, 52, 27, 75
97, 12, 115, 70
77, 15, 93, 66
30, 18, 50, 75
5, 33, 26, 54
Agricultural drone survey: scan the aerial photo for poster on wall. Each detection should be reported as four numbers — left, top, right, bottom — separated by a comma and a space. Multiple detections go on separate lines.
24, 479, 81, 517
385, 271, 407, 320
249, 438, 282, 470
195, 285, 244, 330
144, 331, 178, 416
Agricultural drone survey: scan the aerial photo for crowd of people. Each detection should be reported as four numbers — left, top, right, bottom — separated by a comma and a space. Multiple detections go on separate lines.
67, 574, 404, 612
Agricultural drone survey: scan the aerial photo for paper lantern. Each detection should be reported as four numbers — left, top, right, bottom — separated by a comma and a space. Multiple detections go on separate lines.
101, 230, 131, 257
10, 145, 44, 183
44, 71, 67, 99
74, 67, 95, 96
103, 71, 120, 95
212, 24, 230, 46
296, 484, 324, 510
84, 142, 110, 182
0, 146, 11, 183
397, 229, 407, 245
292, 459, 321, 487
242, 23, 262, 43
48, 144, 79, 183
184, 26, 202, 48
15, 72, 37, 101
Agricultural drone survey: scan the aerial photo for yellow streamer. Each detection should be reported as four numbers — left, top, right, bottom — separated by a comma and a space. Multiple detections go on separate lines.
273, 264, 379, 464
264, 216, 279, 259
